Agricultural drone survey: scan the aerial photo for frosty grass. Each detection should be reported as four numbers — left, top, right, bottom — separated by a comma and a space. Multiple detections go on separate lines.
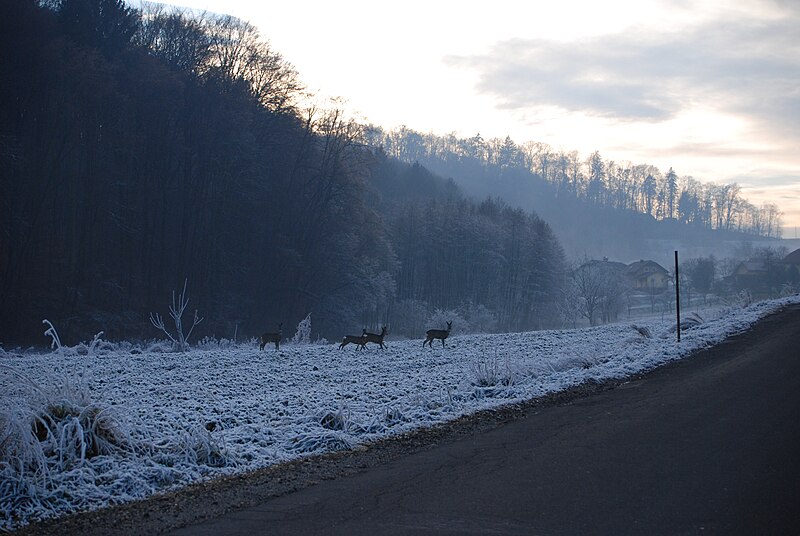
2, 295, 799, 530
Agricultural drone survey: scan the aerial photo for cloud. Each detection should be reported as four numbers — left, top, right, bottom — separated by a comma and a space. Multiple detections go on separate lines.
734, 175, 800, 189
740, 182, 800, 230
446, 10, 800, 139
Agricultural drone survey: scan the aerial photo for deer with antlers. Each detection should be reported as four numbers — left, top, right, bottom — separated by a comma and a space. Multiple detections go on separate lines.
259, 323, 282, 351
363, 326, 387, 349
424, 320, 452, 348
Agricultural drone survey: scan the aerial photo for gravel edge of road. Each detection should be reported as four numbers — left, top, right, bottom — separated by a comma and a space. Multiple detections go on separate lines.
14, 303, 798, 535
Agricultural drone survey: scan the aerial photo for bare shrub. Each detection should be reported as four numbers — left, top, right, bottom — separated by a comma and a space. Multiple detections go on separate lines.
290, 432, 353, 454
0, 364, 134, 522
631, 325, 652, 338
681, 312, 704, 329
149, 278, 204, 351
289, 313, 312, 345
470, 357, 516, 387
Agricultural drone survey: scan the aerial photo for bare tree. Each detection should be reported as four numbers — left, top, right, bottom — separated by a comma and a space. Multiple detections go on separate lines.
150, 278, 203, 351
683, 256, 716, 304
205, 14, 301, 113
599, 268, 628, 324
137, 6, 211, 74
571, 259, 605, 326
571, 258, 627, 326
557, 279, 581, 329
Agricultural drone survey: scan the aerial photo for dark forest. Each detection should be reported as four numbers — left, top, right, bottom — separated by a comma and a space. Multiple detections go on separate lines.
1, 0, 568, 344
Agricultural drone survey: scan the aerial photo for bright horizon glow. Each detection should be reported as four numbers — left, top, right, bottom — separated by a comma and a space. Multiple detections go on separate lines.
150, 0, 800, 233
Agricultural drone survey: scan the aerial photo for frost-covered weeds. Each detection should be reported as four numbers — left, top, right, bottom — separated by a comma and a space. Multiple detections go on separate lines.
0, 364, 134, 524
195, 336, 239, 350
167, 423, 232, 468
2, 295, 799, 530
289, 313, 313, 345
725, 289, 754, 309
631, 325, 653, 339
470, 356, 518, 387
285, 403, 394, 455
42, 320, 63, 352
680, 312, 705, 329
0, 359, 234, 526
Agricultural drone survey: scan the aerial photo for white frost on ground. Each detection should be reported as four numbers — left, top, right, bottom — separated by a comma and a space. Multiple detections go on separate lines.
2, 295, 799, 530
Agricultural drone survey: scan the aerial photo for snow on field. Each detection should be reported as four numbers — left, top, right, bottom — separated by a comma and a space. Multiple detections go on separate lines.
2, 295, 799, 530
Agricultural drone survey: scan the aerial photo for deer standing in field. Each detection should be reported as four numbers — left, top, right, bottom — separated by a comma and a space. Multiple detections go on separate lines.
363, 326, 387, 349
260, 323, 282, 351
339, 333, 367, 350
424, 321, 452, 348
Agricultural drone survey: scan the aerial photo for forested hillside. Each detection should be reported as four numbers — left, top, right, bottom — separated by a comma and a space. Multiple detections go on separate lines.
0, 0, 565, 344
366, 128, 784, 264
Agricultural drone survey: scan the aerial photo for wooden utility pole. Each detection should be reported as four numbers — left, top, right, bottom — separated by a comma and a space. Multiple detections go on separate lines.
675, 250, 681, 342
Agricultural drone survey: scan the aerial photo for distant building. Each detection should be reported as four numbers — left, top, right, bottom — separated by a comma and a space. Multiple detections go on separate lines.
576, 258, 628, 274
781, 248, 800, 285
575, 258, 671, 292
733, 260, 769, 291
572, 257, 672, 324
783, 248, 800, 268
625, 260, 670, 291
734, 260, 768, 277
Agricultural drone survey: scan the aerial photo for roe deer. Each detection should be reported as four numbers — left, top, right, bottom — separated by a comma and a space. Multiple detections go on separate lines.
424, 321, 452, 348
339, 333, 367, 350
363, 326, 387, 349
260, 323, 282, 350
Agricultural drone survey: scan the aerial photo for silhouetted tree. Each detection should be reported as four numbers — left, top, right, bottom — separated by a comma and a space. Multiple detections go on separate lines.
57, 0, 139, 55
684, 257, 716, 300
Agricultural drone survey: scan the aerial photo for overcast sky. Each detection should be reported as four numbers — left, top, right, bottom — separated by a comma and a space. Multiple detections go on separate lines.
163, 0, 800, 233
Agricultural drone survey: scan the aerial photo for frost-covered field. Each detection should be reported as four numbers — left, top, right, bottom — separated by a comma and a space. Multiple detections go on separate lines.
2, 295, 799, 530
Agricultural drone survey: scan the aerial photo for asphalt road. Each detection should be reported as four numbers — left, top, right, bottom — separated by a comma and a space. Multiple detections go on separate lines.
168, 304, 800, 536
